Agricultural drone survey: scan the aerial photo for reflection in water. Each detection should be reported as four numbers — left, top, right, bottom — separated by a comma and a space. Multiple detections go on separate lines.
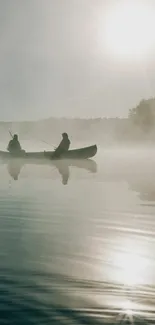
6, 158, 97, 184
2, 152, 155, 324
55, 161, 70, 185
113, 242, 149, 286
1, 269, 155, 325
100, 156, 155, 204
7, 160, 23, 181
129, 178, 155, 203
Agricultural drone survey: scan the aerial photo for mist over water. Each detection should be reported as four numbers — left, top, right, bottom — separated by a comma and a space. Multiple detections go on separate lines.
0, 143, 155, 324
1, 0, 155, 322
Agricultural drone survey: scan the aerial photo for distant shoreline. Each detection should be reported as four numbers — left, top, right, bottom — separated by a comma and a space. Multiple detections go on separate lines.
0, 116, 154, 144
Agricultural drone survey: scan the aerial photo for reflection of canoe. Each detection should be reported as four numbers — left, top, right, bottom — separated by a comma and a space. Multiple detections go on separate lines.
5, 158, 97, 183
25, 158, 97, 173
0, 145, 97, 160
4, 158, 97, 174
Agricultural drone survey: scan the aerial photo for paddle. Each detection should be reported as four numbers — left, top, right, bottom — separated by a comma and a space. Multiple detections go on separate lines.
9, 130, 13, 139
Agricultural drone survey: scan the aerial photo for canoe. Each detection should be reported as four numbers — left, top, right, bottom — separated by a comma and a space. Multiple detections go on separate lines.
0, 145, 97, 160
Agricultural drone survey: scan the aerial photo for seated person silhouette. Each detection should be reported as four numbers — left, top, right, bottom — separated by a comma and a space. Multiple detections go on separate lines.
52, 133, 70, 159
7, 134, 24, 155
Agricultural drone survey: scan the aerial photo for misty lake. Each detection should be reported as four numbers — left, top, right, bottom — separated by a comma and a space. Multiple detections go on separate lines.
1, 147, 155, 324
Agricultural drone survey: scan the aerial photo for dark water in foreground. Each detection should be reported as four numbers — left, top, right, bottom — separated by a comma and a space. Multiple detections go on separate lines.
1, 149, 155, 324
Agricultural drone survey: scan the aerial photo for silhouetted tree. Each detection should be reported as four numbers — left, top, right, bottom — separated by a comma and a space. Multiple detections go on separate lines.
129, 98, 155, 131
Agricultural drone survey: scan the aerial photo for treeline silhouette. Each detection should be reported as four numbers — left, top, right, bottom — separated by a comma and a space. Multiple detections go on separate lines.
0, 97, 155, 145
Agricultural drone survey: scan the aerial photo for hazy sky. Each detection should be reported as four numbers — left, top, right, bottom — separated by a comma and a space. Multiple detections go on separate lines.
0, 0, 155, 120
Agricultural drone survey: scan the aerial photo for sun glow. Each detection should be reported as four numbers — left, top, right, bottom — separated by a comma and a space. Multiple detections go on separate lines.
104, 0, 155, 60
115, 249, 148, 286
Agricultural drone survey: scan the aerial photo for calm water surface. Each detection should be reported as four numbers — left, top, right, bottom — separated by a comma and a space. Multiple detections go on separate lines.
1, 148, 155, 324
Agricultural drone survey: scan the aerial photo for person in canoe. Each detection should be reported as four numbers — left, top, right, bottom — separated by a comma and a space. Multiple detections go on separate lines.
52, 132, 70, 158
7, 134, 25, 155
